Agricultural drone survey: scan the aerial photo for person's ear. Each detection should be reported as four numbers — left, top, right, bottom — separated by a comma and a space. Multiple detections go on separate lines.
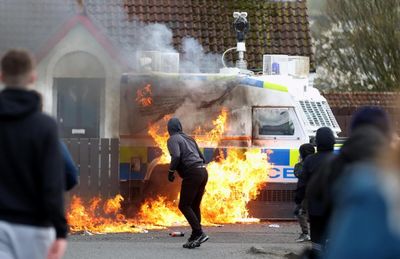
28, 71, 37, 85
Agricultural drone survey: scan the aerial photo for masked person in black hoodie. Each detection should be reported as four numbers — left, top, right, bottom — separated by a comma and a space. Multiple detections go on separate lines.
167, 118, 209, 249
296, 127, 335, 256
0, 50, 67, 259
294, 143, 315, 242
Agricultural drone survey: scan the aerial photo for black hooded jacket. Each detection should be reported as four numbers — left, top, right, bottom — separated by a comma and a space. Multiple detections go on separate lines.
0, 88, 67, 238
294, 143, 315, 179
295, 127, 335, 213
317, 126, 389, 225
167, 118, 205, 177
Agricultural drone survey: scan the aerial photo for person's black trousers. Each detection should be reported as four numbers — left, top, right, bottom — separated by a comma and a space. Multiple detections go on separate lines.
309, 215, 327, 253
178, 167, 208, 235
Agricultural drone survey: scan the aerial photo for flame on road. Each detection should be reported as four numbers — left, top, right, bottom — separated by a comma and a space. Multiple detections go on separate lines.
202, 149, 269, 222
138, 148, 269, 226
67, 195, 156, 233
138, 196, 183, 226
67, 108, 271, 233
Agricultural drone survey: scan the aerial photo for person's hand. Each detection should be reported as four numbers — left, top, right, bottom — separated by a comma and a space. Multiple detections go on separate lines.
168, 170, 175, 182
47, 239, 67, 259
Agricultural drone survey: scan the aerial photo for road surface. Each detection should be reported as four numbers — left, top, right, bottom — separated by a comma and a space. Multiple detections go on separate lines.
65, 222, 309, 259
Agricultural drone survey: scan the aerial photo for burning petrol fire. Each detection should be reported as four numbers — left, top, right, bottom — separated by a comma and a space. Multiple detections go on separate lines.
148, 110, 228, 164
194, 108, 228, 146
138, 148, 269, 226
67, 108, 270, 233
67, 195, 155, 233
201, 149, 269, 223
148, 115, 171, 164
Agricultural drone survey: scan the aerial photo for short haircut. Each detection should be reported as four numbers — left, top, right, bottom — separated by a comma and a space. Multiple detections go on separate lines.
1, 49, 35, 86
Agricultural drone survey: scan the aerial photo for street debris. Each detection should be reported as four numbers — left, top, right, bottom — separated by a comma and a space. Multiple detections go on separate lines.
169, 231, 184, 237
247, 246, 267, 254
268, 224, 280, 228
284, 252, 300, 259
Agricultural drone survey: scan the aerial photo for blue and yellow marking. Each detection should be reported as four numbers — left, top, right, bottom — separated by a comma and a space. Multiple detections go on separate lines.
238, 78, 288, 92
119, 146, 301, 181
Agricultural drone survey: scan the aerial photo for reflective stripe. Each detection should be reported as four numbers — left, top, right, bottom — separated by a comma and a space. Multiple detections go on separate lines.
263, 81, 288, 92
290, 149, 300, 167
239, 78, 263, 88
120, 147, 300, 180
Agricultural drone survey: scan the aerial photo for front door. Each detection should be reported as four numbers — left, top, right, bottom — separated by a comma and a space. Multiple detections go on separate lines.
55, 78, 103, 138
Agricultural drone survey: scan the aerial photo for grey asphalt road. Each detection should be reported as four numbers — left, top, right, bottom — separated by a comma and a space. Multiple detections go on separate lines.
65, 222, 309, 259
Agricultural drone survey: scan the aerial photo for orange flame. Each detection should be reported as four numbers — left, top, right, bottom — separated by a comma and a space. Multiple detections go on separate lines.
148, 122, 170, 164
136, 84, 153, 107
201, 149, 269, 223
67, 108, 270, 233
194, 108, 228, 146
67, 195, 133, 233
148, 110, 228, 164
67, 194, 164, 233
139, 108, 270, 225
138, 197, 184, 226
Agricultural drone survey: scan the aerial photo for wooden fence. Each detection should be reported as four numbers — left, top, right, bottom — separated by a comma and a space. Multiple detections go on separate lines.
63, 138, 119, 199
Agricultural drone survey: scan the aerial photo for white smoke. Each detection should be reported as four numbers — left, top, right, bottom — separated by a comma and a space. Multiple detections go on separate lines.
180, 37, 222, 73
93, 0, 222, 73
130, 23, 176, 53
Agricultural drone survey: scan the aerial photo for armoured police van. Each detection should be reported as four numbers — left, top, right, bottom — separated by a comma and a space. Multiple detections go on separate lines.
118, 57, 341, 218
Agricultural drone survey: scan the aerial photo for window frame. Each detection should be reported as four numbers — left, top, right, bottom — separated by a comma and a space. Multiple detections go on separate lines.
252, 106, 302, 140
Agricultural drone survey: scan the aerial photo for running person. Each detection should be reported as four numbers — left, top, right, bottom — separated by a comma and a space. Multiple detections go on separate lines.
167, 118, 209, 249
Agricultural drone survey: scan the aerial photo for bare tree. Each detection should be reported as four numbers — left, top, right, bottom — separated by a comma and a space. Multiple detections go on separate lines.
314, 0, 400, 92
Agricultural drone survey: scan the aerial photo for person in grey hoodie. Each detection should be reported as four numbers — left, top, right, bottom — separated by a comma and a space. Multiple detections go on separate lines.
167, 118, 209, 249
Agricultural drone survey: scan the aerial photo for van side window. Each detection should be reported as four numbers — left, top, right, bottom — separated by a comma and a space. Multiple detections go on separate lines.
253, 108, 295, 136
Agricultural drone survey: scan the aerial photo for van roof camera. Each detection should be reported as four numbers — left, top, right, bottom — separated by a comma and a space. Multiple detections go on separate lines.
233, 12, 249, 42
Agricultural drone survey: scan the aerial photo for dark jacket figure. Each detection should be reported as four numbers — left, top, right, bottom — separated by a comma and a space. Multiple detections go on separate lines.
167, 118, 205, 177
299, 127, 335, 253
294, 143, 315, 241
318, 107, 392, 247
167, 118, 209, 248
321, 106, 391, 207
294, 143, 316, 203
320, 126, 389, 220
325, 138, 400, 259
0, 89, 67, 239
324, 108, 397, 259
60, 141, 78, 191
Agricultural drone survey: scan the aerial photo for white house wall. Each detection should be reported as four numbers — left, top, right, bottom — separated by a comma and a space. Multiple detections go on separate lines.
35, 24, 123, 138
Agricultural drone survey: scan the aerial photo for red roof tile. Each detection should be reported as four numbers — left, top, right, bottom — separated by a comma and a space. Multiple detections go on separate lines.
119, 0, 313, 69
323, 92, 400, 109
1, 0, 313, 70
